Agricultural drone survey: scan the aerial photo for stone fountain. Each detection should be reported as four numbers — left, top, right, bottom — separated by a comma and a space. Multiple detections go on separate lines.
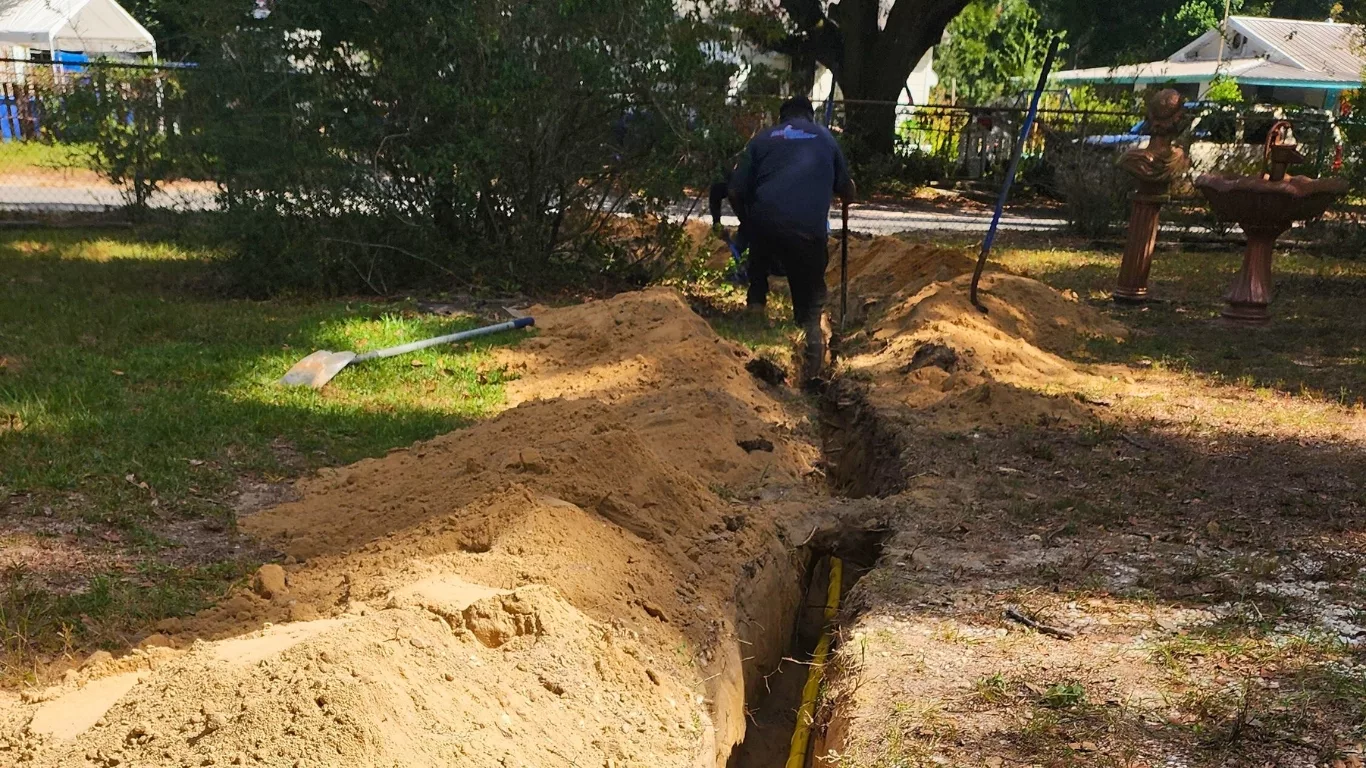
1195, 121, 1349, 325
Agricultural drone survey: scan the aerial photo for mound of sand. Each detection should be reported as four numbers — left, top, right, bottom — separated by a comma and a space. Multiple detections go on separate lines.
833, 237, 1127, 432
828, 237, 977, 307
683, 220, 735, 273
1, 289, 817, 768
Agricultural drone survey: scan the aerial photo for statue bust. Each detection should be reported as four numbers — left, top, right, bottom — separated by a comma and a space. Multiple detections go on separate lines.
1117, 88, 1190, 190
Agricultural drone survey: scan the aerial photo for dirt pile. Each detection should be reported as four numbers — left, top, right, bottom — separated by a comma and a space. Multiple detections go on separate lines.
1, 289, 819, 768
683, 220, 735, 273
833, 236, 1126, 432
828, 236, 977, 306
808, 237, 1366, 768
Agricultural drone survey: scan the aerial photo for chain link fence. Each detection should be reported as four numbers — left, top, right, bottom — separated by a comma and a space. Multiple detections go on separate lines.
820, 99, 1349, 184
0, 59, 211, 219
0, 60, 1358, 239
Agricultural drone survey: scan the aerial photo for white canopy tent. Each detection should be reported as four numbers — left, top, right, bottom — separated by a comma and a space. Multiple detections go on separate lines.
0, 0, 155, 58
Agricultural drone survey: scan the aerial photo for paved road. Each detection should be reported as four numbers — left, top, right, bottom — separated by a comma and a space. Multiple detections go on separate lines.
705, 208, 1068, 235
675, 199, 1070, 235
0, 183, 215, 213
0, 180, 1074, 234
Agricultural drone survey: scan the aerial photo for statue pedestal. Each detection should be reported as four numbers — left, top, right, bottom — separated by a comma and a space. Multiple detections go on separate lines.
1111, 89, 1188, 306
1222, 224, 1286, 325
1114, 192, 1168, 304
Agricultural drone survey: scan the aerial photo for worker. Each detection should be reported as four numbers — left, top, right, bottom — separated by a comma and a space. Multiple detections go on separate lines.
728, 96, 856, 386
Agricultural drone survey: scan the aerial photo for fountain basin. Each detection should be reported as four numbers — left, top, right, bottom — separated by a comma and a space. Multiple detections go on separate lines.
1196, 174, 1349, 232
1194, 173, 1348, 325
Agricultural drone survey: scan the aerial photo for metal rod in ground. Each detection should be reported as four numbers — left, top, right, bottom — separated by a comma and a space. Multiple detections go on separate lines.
840, 202, 850, 332
970, 35, 1062, 313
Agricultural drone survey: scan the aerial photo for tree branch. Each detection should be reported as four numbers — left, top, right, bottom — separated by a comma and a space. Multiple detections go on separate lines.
872, 0, 973, 94
779, 0, 828, 30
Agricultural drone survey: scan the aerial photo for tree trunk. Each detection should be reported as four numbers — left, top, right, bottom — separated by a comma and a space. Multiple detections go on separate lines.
776, 0, 973, 158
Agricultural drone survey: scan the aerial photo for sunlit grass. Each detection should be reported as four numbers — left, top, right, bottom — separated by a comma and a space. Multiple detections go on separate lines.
0, 140, 94, 173
994, 243, 1366, 407
0, 228, 524, 673
0, 231, 519, 528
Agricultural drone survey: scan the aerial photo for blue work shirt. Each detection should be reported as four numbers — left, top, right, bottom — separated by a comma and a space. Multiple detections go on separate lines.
729, 118, 851, 239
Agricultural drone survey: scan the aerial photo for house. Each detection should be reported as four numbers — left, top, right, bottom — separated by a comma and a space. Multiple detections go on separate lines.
1051, 16, 1364, 110
0, 0, 156, 63
810, 50, 939, 109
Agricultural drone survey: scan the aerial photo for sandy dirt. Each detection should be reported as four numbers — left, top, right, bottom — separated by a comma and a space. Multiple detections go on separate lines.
0, 288, 823, 768
7, 231, 1362, 768
831, 237, 1126, 433
809, 237, 1366, 768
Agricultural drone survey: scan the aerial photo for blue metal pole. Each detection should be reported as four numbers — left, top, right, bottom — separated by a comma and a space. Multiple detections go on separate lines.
970, 35, 1062, 312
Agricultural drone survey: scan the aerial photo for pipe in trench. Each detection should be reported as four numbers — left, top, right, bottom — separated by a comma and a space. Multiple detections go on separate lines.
784, 556, 843, 768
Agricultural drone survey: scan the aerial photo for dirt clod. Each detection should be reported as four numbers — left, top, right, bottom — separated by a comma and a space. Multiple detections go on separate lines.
252, 564, 287, 600
904, 341, 959, 373
745, 357, 787, 387
137, 634, 173, 650
81, 651, 113, 670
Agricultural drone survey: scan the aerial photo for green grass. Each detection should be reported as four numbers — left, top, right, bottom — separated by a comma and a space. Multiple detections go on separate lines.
0, 141, 93, 173
680, 280, 802, 376
0, 228, 522, 672
995, 244, 1366, 405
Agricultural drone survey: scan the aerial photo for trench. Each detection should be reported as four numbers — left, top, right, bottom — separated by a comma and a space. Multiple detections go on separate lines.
723, 379, 903, 768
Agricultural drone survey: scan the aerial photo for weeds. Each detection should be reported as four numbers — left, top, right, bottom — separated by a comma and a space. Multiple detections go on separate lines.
0, 560, 253, 681
1041, 681, 1087, 709
973, 673, 1010, 705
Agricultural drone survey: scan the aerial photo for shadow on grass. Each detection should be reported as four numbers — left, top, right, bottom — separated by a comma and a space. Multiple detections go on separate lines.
997, 244, 1366, 405
835, 378, 1366, 766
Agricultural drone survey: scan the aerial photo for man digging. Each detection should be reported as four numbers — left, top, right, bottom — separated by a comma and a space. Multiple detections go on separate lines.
729, 96, 856, 388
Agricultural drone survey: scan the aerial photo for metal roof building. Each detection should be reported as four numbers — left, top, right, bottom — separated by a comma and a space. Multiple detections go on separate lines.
0, 0, 155, 57
1052, 16, 1363, 107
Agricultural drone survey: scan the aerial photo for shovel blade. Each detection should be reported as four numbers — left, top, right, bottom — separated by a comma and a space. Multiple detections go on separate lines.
280, 350, 358, 389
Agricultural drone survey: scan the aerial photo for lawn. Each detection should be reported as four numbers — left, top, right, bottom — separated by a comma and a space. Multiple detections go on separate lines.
0, 229, 523, 678
995, 238, 1366, 406
0, 141, 93, 174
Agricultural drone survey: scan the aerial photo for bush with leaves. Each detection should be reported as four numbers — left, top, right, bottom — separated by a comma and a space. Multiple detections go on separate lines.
174, 0, 738, 295
1052, 146, 1132, 236
45, 66, 184, 213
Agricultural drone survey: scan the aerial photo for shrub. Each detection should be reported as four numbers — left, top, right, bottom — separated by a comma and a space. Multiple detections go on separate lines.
45, 66, 184, 213
173, 0, 739, 295
854, 148, 949, 197
1051, 146, 1131, 236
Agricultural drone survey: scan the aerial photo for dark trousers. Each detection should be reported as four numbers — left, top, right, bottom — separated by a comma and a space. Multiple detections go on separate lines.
747, 229, 829, 326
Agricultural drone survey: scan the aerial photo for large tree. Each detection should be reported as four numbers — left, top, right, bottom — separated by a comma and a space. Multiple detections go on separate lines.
735, 0, 974, 156
935, 0, 1053, 105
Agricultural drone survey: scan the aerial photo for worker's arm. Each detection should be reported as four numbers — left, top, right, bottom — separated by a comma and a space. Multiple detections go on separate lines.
727, 145, 755, 222
708, 181, 729, 228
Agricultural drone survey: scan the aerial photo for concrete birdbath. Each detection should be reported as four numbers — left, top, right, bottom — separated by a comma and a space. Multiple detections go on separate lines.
1195, 121, 1348, 325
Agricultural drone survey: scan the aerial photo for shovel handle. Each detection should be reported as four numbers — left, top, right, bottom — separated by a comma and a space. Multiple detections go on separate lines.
355, 317, 535, 363
840, 202, 849, 332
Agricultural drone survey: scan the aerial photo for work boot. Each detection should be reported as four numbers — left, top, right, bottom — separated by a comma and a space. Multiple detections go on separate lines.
801, 313, 829, 387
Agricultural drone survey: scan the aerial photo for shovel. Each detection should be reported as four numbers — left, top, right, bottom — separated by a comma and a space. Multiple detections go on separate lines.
280, 317, 536, 390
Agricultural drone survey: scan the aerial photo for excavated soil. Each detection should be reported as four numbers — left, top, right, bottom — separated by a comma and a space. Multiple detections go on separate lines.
12, 230, 1351, 768
0, 289, 826, 768
806, 237, 1366, 768
830, 237, 1126, 433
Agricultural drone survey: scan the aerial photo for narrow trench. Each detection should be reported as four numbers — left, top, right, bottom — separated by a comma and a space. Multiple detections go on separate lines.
727, 382, 902, 768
